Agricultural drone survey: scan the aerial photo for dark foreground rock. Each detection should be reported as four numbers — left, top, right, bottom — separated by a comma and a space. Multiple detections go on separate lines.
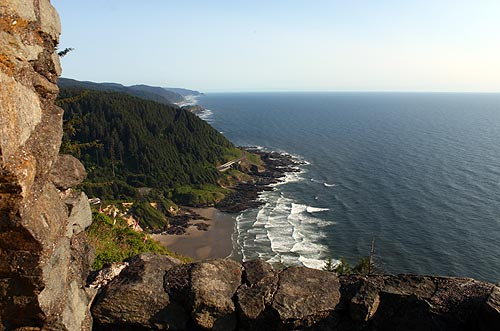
92, 253, 183, 330
90, 257, 500, 331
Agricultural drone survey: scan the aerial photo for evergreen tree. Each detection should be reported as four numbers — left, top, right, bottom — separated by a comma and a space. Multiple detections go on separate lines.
57, 87, 241, 201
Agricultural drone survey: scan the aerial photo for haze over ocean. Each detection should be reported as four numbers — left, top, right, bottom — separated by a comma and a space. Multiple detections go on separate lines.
198, 92, 500, 282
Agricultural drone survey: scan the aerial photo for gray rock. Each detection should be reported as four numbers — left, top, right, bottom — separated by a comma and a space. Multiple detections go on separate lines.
479, 284, 500, 331
243, 259, 276, 286
0, 71, 42, 157
487, 284, 500, 314
63, 191, 92, 237
92, 253, 183, 330
62, 280, 96, 331
66, 231, 97, 331
87, 262, 129, 289
272, 266, 341, 328
189, 259, 243, 330
164, 259, 244, 330
39, 0, 61, 39
349, 280, 380, 321
38, 237, 70, 314
0, 0, 37, 21
237, 260, 279, 324
382, 274, 436, 298
50, 154, 87, 190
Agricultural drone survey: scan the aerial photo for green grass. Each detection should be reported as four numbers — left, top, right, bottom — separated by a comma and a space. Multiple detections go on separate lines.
86, 212, 189, 270
218, 169, 253, 187
171, 184, 231, 206
130, 201, 168, 232
220, 148, 244, 164
246, 152, 263, 166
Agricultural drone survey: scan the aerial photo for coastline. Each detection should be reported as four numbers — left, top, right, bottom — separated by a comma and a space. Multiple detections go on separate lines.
151, 207, 235, 261
150, 148, 304, 262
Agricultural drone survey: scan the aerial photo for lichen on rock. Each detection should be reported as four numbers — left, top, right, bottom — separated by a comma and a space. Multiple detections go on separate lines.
0, 1, 94, 330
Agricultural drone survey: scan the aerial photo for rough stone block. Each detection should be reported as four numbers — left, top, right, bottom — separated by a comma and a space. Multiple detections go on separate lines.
63, 191, 92, 238
50, 154, 87, 190
272, 266, 340, 328
350, 281, 380, 321
92, 253, 183, 330
190, 259, 243, 330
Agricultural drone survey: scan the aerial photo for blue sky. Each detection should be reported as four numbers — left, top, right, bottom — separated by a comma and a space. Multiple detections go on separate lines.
52, 0, 500, 92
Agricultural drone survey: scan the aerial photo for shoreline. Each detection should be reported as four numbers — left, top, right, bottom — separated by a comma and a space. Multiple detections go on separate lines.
151, 207, 235, 261
151, 148, 303, 261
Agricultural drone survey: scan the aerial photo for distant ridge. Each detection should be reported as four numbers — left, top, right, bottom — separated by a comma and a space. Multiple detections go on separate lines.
163, 87, 204, 97
58, 78, 202, 105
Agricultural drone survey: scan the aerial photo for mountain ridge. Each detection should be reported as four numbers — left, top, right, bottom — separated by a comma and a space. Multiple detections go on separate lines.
58, 77, 202, 105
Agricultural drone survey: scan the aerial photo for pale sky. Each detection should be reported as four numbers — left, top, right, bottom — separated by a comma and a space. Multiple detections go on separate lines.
52, 0, 500, 92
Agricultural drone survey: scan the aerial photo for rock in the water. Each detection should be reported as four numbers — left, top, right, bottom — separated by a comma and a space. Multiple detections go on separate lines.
50, 154, 87, 190
92, 253, 184, 330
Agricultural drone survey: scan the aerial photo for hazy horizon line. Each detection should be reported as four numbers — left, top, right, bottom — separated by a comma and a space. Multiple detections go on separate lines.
59, 77, 500, 95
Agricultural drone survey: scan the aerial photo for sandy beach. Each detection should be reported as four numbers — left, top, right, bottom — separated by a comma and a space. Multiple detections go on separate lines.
151, 207, 235, 261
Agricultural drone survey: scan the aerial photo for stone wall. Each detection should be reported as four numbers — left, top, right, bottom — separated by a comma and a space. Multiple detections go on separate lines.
0, 1, 94, 330
92, 254, 500, 331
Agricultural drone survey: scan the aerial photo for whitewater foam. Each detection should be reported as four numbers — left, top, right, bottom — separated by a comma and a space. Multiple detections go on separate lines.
306, 206, 330, 213
231, 150, 331, 270
197, 109, 214, 123
175, 94, 199, 107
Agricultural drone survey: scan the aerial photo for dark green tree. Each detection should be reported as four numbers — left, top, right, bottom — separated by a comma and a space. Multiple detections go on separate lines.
353, 257, 371, 275
333, 257, 352, 275
57, 87, 241, 202
323, 257, 336, 272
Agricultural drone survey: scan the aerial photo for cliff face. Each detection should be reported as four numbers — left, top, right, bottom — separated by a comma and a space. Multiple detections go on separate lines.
0, 1, 94, 330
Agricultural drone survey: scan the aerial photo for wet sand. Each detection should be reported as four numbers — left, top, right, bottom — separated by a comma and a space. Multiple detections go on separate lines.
151, 207, 235, 261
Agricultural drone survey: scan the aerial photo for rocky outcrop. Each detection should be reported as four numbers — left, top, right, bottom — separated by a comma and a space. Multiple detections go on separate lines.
216, 149, 304, 213
0, 1, 94, 329
334, 274, 498, 331
49, 154, 87, 190
91, 257, 500, 330
92, 254, 182, 330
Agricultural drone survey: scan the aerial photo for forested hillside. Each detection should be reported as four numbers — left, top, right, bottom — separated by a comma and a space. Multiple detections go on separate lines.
57, 87, 241, 201
58, 78, 190, 104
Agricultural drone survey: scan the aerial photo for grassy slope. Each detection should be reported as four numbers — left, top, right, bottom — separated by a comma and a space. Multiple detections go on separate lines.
86, 212, 189, 270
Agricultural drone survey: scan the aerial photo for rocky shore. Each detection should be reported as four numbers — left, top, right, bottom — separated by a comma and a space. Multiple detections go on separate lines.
181, 104, 205, 114
216, 148, 304, 213
159, 148, 304, 235
160, 207, 209, 235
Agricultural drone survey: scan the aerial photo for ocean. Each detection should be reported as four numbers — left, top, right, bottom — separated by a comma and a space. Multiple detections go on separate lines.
197, 92, 500, 283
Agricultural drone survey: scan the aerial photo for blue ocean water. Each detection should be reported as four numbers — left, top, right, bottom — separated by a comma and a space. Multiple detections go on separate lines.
197, 92, 500, 282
